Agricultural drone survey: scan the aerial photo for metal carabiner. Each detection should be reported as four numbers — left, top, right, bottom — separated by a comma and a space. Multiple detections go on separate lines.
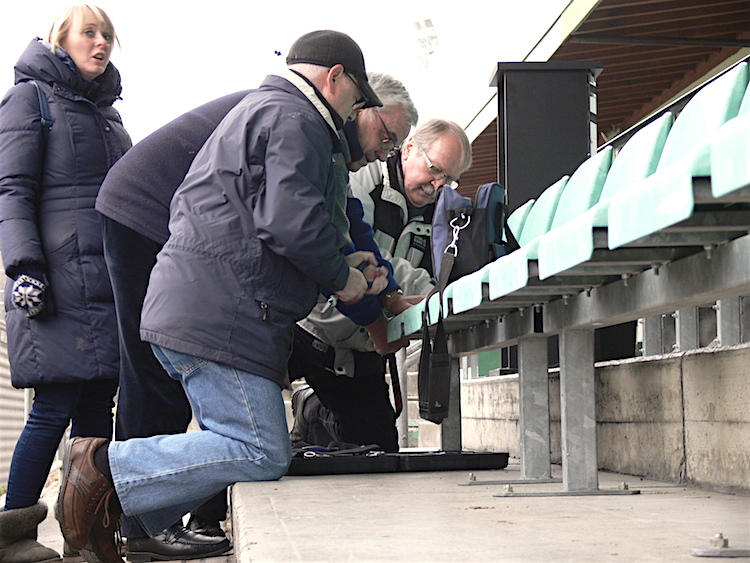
444, 213, 471, 257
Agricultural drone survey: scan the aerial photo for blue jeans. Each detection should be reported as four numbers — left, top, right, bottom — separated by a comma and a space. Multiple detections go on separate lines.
101, 215, 226, 537
4, 379, 117, 510
108, 346, 291, 535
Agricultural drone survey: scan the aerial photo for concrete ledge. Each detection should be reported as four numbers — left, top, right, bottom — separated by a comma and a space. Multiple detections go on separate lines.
460, 343, 750, 492
229, 466, 750, 562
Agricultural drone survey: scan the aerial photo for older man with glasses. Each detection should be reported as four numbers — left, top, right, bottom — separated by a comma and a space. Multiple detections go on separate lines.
342, 72, 417, 172
351, 118, 472, 272
289, 117, 472, 453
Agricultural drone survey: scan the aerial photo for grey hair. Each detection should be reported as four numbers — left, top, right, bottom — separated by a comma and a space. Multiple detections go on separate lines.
367, 72, 418, 127
287, 62, 330, 80
412, 118, 473, 175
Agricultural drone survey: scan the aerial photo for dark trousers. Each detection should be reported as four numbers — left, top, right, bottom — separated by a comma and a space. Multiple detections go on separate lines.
101, 216, 226, 537
288, 325, 398, 452
5, 379, 117, 510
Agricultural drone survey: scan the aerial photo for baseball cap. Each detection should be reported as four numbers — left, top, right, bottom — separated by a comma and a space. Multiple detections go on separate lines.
286, 30, 382, 108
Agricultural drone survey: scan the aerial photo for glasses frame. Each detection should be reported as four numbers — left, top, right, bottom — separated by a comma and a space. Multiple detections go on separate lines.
345, 72, 368, 109
421, 150, 459, 189
374, 110, 397, 150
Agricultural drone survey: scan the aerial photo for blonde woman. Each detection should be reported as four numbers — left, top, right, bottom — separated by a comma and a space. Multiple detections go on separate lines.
0, 5, 130, 561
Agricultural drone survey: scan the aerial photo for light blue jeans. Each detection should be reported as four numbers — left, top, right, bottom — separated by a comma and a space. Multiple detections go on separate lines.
108, 346, 291, 535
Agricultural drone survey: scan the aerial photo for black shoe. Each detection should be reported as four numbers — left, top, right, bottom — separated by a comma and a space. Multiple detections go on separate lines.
186, 515, 226, 538
125, 523, 231, 562
289, 385, 315, 448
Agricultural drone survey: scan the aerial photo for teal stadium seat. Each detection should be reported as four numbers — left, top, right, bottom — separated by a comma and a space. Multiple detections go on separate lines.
481, 145, 613, 303
486, 175, 568, 301
537, 112, 674, 280
710, 77, 750, 198
607, 62, 749, 249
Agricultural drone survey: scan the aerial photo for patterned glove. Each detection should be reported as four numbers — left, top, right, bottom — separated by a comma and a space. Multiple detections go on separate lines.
12, 269, 48, 318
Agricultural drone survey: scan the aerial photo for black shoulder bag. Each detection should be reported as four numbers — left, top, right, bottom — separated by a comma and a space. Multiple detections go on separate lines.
418, 183, 519, 424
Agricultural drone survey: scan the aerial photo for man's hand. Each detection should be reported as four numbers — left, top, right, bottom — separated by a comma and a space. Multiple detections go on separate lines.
361, 264, 388, 294
383, 293, 425, 316
335, 267, 368, 304
344, 250, 388, 295
345, 250, 377, 269
365, 313, 409, 355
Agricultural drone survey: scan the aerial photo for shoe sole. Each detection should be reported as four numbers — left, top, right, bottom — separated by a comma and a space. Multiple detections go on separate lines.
55, 439, 77, 547
80, 545, 109, 563
126, 545, 232, 562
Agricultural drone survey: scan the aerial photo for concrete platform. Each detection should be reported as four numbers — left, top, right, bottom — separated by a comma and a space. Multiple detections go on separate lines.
231, 461, 750, 563
29, 458, 750, 562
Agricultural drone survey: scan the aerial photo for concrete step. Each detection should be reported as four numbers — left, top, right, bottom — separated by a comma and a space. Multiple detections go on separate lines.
229, 462, 750, 562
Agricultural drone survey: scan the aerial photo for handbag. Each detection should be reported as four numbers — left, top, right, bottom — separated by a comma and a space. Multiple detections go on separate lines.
418, 183, 519, 424
431, 183, 518, 284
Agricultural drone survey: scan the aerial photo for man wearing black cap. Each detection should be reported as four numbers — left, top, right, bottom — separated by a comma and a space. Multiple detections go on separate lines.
55, 30, 387, 561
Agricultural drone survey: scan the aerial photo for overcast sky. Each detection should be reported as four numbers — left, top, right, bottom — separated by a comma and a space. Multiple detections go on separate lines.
0, 0, 568, 144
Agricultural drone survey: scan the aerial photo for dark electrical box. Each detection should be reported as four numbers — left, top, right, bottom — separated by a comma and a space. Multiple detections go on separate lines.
489, 61, 636, 366
490, 61, 603, 211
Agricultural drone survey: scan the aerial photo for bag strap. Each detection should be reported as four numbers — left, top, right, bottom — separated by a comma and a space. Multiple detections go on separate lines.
429, 211, 470, 302
420, 211, 466, 394
30, 81, 53, 133
504, 220, 521, 253
385, 353, 403, 417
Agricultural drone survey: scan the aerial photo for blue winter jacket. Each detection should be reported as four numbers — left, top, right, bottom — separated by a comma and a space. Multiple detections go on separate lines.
0, 39, 130, 388
140, 74, 353, 387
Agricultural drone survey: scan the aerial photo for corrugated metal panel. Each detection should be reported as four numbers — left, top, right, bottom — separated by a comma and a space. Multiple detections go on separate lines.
0, 266, 27, 487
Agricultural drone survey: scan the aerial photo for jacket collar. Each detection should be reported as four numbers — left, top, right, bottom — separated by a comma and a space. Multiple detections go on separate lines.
285, 69, 344, 134
379, 150, 408, 217
14, 38, 122, 105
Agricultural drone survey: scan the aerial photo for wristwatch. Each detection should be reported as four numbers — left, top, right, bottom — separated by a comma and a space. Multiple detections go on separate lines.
378, 288, 403, 307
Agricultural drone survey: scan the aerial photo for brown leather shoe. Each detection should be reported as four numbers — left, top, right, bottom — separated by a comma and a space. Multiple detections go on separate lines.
55, 437, 121, 557
80, 521, 123, 563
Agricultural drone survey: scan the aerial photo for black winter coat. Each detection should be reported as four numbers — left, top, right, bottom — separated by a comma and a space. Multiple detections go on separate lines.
140, 74, 351, 387
0, 38, 131, 388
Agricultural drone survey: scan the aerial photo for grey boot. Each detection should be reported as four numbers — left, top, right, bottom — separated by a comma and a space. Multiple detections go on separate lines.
0, 503, 62, 563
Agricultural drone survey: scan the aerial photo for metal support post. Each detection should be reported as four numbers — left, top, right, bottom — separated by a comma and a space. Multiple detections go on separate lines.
518, 336, 552, 480
395, 348, 409, 449
441, 354, 462, 452
716, 297, 741, 346
461, 354, 479, 380
463, 336, 559, 488
675, 307, 699, 351
642, 315, 663, 356
559, 328, 598, 492
494, 328, 638, 496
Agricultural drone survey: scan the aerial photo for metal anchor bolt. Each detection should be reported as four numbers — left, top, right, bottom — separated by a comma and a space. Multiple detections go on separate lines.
710, 534, 729, 548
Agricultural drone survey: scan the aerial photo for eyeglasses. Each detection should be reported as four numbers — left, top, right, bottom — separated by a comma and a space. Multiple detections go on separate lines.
421, 150, 459, 189
374, 111, 398, 150
345, 72, 368, 109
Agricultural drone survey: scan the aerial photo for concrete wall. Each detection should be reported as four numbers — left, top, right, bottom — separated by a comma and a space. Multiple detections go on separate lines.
459, 343, 750, 493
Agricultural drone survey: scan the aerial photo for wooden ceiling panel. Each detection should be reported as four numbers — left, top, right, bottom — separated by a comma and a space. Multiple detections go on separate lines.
461, 0, 750, 198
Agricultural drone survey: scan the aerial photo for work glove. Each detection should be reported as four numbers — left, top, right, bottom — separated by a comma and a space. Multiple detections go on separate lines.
11, 267, 48, 318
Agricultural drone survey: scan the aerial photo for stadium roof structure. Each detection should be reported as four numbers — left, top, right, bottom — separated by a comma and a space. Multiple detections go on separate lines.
459, 0, 750, 195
